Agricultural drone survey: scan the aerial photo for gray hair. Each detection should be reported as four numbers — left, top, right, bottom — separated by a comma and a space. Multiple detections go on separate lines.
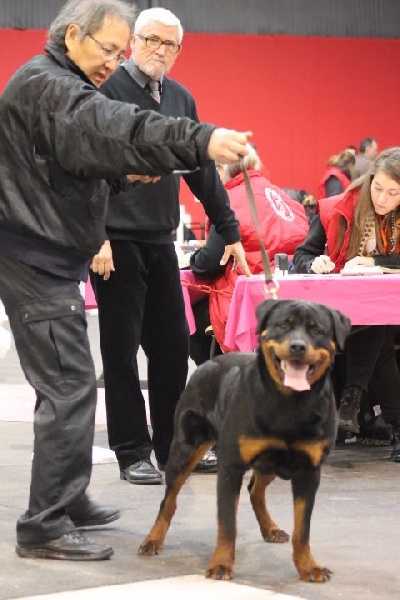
223, 143, 261, 182
48, 0, 137, 50
134, 8, 184, 44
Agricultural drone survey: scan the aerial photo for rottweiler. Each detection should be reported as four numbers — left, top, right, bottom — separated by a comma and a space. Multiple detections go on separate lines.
138, 298, 351, 583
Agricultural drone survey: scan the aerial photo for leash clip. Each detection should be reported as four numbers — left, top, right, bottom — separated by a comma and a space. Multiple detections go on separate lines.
263, 278, 280, 300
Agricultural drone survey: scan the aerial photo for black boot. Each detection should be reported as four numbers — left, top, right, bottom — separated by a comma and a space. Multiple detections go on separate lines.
390, 421, 400, 462
357, 397, 392, 447
338, 386, 365, 436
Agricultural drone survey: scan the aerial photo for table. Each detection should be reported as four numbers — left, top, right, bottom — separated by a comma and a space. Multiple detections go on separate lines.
179, 269, 212, 335
224, 273, 400, 352
84, 280, 97, 310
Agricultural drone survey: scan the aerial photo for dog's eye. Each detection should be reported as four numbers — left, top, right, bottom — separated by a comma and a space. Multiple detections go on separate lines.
277, 321, 291, 332
309, 323, 324, 336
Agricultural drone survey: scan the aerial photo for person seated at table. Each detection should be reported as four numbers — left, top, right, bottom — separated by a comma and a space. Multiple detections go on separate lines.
317, 150, 356, 199
292, 146, 400, 462
189, 143, 310, 364
283, 189, 317, 224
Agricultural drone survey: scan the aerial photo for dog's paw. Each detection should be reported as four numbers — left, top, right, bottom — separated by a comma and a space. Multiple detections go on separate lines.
263, 527, 290, 543
206, 565, 233, 580
137, 539, 163, 556
299, 566, 332, 583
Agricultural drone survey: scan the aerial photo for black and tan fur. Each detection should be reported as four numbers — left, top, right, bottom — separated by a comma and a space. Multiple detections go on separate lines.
138, 299, 351, 583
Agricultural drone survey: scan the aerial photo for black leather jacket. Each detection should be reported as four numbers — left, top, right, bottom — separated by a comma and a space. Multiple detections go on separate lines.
0, 45, 215, 279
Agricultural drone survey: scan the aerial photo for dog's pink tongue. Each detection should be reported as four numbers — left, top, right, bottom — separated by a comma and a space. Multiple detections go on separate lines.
282, 361, 310, 391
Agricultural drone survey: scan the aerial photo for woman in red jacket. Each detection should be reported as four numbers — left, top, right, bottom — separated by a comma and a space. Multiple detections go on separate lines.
293, 146, 400, 461
189, 143, 309, 361
317, 150, 356, 199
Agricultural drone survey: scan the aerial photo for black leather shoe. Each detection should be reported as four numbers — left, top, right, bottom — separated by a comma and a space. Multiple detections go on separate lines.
69, 499, 121, 528
16, 531, 113, 561
158, 448, 218, 474
120, 459, 162, 485
194, 448, 218, 472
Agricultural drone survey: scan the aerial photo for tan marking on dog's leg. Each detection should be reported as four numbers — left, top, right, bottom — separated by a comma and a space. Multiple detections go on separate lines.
206, 494, 239, 580
138, 443, 211, 556
249, 471, 289, 543
292, 498, 331, 582
239, 436, 287, 463
291, 440, 330, 467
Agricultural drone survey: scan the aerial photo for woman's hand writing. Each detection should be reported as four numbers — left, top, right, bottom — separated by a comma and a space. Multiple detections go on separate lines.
310, 254, 335, 274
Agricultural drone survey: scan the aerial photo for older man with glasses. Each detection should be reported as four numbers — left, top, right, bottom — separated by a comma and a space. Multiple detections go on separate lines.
0, 0, 251, 561
91, 7, 250, 487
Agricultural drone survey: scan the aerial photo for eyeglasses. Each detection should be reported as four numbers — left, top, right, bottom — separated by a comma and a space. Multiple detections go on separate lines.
87, 33, 126, 64
136, 34, 180, 55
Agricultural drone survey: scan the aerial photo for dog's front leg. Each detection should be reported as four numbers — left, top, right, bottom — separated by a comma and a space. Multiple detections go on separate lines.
291, 468, 332, 582
248, 471, 289, 543
206, 465, 244, 580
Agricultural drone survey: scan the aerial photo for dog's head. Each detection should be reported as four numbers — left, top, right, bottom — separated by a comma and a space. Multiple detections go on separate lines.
256, 299, 351, 394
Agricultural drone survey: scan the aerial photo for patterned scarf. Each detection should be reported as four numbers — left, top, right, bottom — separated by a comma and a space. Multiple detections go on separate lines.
359, 208, 400, 256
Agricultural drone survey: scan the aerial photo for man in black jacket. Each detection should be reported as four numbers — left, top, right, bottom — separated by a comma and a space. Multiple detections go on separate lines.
91, 7, 249, 486
0, 0, 251, 561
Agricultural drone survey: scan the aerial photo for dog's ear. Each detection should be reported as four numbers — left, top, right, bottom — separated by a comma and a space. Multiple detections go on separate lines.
325, 307, 352, 351
255, 299, 281, 334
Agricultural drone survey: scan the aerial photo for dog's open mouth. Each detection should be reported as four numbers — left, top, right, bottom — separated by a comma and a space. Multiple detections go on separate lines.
278, 357, 318, 392
261, 340, 331, 393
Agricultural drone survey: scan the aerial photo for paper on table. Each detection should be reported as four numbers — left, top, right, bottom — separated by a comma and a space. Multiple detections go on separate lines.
341, 264, 400, 275
340, 265, 383, 276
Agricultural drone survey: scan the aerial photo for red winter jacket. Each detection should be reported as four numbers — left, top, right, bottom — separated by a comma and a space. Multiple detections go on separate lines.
317, 166, 351, 200
318, 187, 360, 272
209, 170, 310, 351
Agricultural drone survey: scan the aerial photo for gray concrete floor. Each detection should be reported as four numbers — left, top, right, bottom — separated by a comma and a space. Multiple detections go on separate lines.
0, 314, 399, 600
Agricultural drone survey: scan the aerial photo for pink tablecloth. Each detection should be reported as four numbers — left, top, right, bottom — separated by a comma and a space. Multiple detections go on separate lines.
224, 273, 400, 352
179, 269, 212, 334
85, 280, 97, 309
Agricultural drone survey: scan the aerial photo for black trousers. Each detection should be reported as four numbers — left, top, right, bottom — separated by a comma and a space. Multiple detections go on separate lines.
91, 240, 189, 468
0, 255, 97, 544
344, 325, 400, 423
189, 297, 223, 366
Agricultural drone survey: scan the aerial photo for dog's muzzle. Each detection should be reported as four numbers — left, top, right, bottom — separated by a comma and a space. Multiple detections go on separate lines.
261, 338, 332, 392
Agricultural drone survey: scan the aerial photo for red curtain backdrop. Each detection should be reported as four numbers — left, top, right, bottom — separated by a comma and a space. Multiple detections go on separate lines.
1, 30, 399, 228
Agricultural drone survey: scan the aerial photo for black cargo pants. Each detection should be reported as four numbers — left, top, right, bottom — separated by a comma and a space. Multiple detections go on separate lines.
0, 255, 97, 544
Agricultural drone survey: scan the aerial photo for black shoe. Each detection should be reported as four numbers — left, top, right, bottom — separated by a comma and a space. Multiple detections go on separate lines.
120, 459, 162, 485
158, 448, 218, 474
390, 420, 400, 462
357, 414, 392, 447
335, 428, 355, 446
16, 531, 113, 561
69, 498, 121, 528
390, 439, 400, 462
194, 448, 218, 472
338, 386, 364, 435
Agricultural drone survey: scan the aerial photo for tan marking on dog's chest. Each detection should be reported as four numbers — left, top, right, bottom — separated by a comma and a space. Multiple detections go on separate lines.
291, 440, 330, 466
239, 436, 329, 466
239, 436, 287, 462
